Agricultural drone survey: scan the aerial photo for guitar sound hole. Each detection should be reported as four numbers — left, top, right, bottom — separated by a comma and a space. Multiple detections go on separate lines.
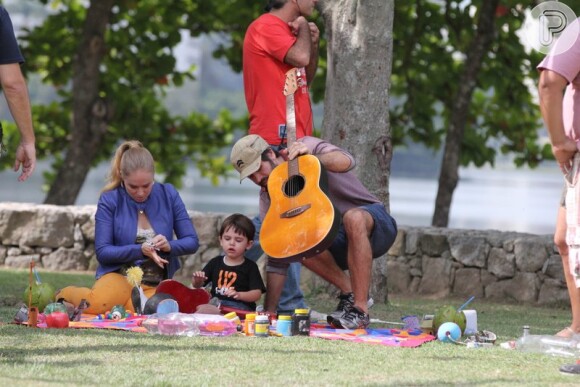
284, 175, 305, 197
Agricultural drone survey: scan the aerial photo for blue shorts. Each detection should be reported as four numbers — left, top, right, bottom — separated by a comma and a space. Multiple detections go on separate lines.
328, 203, 398, 270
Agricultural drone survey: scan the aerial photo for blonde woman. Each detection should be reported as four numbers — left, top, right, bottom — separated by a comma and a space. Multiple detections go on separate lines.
57, 140, 199, 314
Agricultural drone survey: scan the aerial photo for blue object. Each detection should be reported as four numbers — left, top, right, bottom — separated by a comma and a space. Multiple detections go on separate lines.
457, 296, 475, 312
157, 299, 179, 315
437, 322, 461, 342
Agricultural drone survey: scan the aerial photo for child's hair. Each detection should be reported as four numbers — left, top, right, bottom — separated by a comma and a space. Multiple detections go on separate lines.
219, 213, 255, 241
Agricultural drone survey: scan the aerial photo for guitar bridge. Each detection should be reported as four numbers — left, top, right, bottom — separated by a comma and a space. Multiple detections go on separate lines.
280, 204, 311, 218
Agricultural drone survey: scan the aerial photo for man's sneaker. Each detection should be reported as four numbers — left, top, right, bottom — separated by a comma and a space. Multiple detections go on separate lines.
333, 306, 370, 329
327, 292, 355, 324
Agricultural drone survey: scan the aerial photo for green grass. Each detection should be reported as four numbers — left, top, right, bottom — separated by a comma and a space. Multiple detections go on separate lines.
0, 268, 578, 386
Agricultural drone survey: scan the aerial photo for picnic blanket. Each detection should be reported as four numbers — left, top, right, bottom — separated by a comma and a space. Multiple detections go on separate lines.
309, 325, 436, 348
24, 315, 436, 347
26, 314, 148, 333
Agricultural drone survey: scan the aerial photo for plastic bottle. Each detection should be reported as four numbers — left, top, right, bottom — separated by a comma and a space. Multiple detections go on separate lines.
277, 315, 292, 336
515, 334, 580, 357
255, 315, 269, 337
245, 313, 256, 336
291, 308, 311, 336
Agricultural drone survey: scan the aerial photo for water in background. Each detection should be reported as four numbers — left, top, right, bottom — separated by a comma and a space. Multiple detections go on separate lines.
0, 160, 563, 235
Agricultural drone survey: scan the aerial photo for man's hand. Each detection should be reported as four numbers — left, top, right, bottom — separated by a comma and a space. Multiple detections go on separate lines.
552, 138, 577, 174
13, 142, 36, 182
308, 22, 319, 46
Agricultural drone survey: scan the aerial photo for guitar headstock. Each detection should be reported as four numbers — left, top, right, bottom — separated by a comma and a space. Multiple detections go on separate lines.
283, 68, 298, 96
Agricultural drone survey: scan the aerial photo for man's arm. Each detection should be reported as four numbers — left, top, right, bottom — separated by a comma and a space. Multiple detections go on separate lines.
0, 63, 36, 181
304, 22, 319, 83
538, 69, 577, 169
284, 16, 312, 68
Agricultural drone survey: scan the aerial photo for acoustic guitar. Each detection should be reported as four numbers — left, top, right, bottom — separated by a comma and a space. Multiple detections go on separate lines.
260, 68, 340, 262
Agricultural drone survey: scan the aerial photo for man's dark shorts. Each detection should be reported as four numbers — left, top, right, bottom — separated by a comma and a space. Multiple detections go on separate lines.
329, 203, 398, 270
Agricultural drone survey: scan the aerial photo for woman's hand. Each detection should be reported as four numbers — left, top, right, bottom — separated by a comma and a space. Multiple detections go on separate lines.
191, 271, 207, 288
149, 234, 171, 253
141, 241, 168, 269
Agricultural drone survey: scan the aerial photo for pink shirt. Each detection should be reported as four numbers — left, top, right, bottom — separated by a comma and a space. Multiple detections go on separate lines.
538, 18, 580, 144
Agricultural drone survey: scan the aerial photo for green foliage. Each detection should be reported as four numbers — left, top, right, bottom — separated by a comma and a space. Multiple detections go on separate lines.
0, 0, 246, 190
390, 1, 546, 168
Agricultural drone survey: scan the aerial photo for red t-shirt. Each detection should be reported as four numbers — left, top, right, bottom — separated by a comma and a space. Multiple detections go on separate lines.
243, 13, 313, 146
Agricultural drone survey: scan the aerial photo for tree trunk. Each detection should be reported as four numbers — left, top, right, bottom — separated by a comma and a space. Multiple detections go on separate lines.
44, 0, 115, 205
432, 0, 499, 227
319, 0, 395, 211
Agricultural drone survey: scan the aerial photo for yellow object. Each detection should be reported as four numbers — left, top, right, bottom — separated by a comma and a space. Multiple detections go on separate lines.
56, 272, 156, 314
245, 313, 256, 336
126, 266, 144, 288
224, 312, 242, 326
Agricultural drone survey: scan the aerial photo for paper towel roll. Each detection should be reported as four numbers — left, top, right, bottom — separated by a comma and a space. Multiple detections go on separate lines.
463, 309, 477, 335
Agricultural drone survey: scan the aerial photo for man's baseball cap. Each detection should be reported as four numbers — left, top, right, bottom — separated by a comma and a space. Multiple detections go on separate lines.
230, 134, 270, 182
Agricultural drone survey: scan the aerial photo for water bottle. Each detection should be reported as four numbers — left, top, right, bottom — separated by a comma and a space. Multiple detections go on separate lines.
515, 334, 580, 357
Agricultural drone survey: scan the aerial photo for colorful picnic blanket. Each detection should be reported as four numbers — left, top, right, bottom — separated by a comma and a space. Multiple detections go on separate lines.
28, 314, 148, 333
309, 325, 436, 348
25, 315, 436, 347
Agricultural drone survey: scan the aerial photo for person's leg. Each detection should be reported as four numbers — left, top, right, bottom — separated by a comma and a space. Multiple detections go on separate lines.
56, 272, 133, 314
248, 215, 306, 312
555, 205, 580, 336
276, 262, 307, 312
343, 209, 375, 314
301, 250, 352, 293
264, 261, 289, 313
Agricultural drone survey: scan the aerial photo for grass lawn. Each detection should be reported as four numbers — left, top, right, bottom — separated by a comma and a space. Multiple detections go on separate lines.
0, 268, 578, 386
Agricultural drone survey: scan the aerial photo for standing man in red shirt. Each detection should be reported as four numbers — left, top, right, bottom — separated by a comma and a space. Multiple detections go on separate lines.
242, 0, 320, 314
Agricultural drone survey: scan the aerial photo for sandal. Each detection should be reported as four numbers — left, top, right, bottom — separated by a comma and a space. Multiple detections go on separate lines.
556, 327, 577, 338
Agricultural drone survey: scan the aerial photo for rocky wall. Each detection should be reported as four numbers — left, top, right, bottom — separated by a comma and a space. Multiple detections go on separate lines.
0, 203, 567, 306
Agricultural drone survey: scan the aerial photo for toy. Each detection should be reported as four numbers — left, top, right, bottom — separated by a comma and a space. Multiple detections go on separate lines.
97, 305, 133, 320
437, 322, 461, 342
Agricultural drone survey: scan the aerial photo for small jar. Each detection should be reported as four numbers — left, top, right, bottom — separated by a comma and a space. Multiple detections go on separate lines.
245, 313, 256, 336
291, 308, 311, 336
255, 315, 269, 337
277, 315, 292, 336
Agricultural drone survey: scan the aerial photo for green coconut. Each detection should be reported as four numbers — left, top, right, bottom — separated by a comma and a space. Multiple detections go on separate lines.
23, 283, 56, 312
433, 305, 467, 335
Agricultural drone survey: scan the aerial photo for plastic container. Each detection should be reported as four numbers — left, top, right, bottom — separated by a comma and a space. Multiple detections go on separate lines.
142, 313, 237, 337
151, 313, 200, 337
195, 313, 237, 337
224, 311, 242, 328
277, 315, 292, 336
291, 308, 311, 336
245, 313, 256, 336
255, 315, 269, 337
515, 334, 580, 357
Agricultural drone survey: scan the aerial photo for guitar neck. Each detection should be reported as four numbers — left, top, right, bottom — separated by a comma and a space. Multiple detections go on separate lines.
286, 93, 297, 148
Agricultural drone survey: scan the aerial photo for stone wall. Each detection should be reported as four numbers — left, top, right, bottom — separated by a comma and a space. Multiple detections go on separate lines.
0, 203, 567, 306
